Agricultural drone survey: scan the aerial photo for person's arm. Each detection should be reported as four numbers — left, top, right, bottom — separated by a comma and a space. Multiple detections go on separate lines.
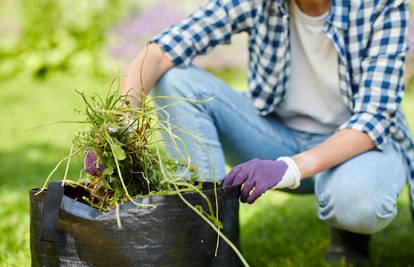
222, 129, 374, 203
294, 0, 409, 177
223, 0, 408, 204
121, 0, 256, 105
292, 129, 374, 179
121, 44, 174, 107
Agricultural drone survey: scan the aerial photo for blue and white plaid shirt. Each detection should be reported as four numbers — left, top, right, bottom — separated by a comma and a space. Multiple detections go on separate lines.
151, 0, 414, 212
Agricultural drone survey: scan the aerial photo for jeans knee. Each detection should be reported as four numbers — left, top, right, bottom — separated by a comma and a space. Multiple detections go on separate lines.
318, 193, 397, 235
155, 67, 188, 97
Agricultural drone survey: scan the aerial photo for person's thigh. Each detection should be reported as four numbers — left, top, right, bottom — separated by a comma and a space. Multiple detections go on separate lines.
154, 66, 299, 180
315, 142, 407, 234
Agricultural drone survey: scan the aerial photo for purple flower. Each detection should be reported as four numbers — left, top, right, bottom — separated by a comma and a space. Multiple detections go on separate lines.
84, 149, 105, 177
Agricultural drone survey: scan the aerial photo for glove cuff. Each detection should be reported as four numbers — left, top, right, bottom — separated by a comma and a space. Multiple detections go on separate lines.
274, 157, 301, 189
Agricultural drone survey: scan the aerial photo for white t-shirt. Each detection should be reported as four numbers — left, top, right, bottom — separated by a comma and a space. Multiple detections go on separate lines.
276, 0, 350, 134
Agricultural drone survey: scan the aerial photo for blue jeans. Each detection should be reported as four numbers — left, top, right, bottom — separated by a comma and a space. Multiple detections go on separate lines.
154, 66, 408, 235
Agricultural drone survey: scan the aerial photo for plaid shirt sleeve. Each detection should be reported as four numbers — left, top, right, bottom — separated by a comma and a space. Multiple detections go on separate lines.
339, 0, 409, 149
150, 0, 256, 66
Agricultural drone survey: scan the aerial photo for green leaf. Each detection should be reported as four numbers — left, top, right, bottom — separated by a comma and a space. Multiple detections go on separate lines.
101, 178, 113, 190
106, 94, 115, 109
103, 165, 114, 176
111, 143, 126, 161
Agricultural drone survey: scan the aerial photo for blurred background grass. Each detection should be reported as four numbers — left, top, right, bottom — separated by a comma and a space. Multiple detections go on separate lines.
0, 1, 413, 266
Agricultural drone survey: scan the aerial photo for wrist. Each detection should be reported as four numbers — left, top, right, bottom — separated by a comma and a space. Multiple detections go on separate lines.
274, 157, 301, 189
291, 152, 320, 179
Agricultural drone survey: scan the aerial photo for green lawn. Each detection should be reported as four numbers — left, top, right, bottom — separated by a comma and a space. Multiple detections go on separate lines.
1, 72, 414, 266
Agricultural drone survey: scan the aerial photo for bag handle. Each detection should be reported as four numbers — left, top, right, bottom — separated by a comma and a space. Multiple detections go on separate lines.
40, 182, 64, 242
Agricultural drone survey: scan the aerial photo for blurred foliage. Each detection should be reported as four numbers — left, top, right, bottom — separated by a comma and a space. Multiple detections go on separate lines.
1, 0, 414, 83
0, 0, 132, 78
0, 0, 248, 79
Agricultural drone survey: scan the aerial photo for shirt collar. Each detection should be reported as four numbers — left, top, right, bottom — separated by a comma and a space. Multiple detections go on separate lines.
326, 0, 350, 29
278, 0, 350, 29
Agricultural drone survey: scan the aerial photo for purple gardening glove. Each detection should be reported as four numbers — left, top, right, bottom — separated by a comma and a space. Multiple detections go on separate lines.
222, 158, 301, 204
84, 149, 104, 177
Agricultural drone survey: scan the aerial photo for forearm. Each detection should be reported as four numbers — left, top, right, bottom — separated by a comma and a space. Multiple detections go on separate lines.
292, 129, 375, 179
121, 43, 174, 107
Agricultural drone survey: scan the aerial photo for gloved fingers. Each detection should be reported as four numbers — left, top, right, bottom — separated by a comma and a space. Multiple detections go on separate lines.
245, 186, 265, 204
222, 164, 243, 187
240, 179, 256, 203
232, 169, 249, 186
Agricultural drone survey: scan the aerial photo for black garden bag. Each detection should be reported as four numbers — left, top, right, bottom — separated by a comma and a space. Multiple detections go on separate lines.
30, 182, 242, 267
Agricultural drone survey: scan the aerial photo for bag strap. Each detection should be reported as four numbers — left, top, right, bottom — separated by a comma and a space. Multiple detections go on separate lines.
40, 182, 64, 242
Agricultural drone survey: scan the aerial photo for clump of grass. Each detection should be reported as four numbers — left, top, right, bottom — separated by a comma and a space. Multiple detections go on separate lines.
37, 45, 202, 211
76, 87, 199, 210
37, 82, 199, 211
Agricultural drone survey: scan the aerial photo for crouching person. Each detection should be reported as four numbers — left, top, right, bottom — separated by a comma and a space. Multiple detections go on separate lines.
121, 0, 414, 264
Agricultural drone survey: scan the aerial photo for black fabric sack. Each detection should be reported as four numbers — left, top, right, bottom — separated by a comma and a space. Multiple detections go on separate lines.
30, 182, 242, 267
